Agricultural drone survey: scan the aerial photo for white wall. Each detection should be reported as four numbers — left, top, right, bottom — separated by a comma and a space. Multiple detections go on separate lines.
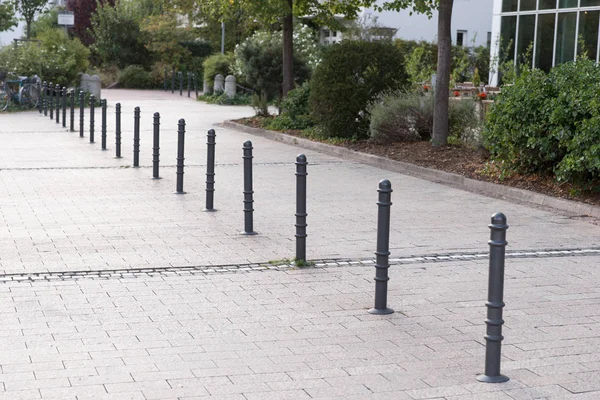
362, 0, 494, 47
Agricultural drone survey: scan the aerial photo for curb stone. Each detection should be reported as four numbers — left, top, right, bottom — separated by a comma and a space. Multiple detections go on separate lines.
222, 120, 600, 219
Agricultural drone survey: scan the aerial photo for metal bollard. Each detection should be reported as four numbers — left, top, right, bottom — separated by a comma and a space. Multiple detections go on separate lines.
39, 81, 45, 114
241, 141, 257, 235
43, 99, 47, 116
171, 69, 175, 94
164, 68, 167, 91
477, 213, 510, 383
55, 84, 60, 124
101, 99, 107, 150
61, 87, 67, 128
194, 73, 198, 99
133, 106, 140, 167
115, 103, 122, 158
79, 91, 84, 137
187, 72, 191, 98
295, 154, 308, 263
204, 129, 217, 211
152, 112, 160, 179
179, 72, 183, 96
49, 82, 54, 120
89, 94, 95, 143
368, 179, 394, 315
175, 119, 186, 194
69, 90, 75, 132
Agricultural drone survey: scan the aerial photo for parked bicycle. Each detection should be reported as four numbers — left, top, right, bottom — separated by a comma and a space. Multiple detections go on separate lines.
0, 73, 40, 111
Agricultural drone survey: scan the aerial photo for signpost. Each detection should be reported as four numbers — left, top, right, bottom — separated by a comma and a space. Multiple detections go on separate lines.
58, 11, 74, 34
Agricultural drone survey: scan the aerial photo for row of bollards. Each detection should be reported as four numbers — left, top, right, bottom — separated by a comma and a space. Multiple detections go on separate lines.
164, 69, 198, 98
368, 183, 509, 383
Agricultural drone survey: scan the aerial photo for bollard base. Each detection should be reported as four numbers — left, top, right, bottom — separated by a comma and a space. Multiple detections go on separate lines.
174, 191, 187, 195
114, 156, 122, 159
368, 307, 394, 315
203, 208, 218, 212
476, 374, 509, 383
152, 177, 162, 180
240, 231, 258, 236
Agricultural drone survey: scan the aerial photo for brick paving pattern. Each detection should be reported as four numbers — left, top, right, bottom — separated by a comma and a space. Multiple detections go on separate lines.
0, 90, 598, 399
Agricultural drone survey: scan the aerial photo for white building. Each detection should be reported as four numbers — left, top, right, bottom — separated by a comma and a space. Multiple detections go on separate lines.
320, 0, 494, 48
490, 0, 600, 85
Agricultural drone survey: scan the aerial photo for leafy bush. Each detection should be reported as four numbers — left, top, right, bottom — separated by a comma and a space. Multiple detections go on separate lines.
202, 53, 232, 82
309, 40, 409, 140
234, 30, 310, 115
265, 114, 314, 131
118, 65, 153, 89
281, 82, 310, 120
483, 59, 600, 184
198, 92, 251, 105
0, 27, 89, 86
368, 91, 479, 143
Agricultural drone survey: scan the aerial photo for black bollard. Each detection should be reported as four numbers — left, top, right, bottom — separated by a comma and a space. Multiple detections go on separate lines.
171, 69, 175, 94
39, 81, 44, 114
241, 141, 257, 235
79, 91, 84, 137
89, 94, 95, 143
43, 99, 47, 116
115, 103, 122, 158
164, 68, 167, 91
477, 213, 510, 383
101, 99, 107, 150
49, 83, 54, 120
179, 72, 183, 96
133, 106, 140, 167
61, 87, 67, 128
295, 154, 308, 263
194, 73, 198, 99
175, 119, 186, 194
368, 179, 394, 315
204, 129, 216, 211
55, 84, 60, 124
187, 72, 191, 98
69, 90, 75, 132
152, 112, 161, 179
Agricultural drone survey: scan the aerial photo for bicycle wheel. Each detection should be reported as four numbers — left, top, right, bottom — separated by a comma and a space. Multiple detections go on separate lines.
19, 83, 39, 109
0, 85, 11, 111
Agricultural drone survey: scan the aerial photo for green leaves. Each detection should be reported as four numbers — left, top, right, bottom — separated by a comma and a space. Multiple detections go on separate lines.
0, 1, 17, 33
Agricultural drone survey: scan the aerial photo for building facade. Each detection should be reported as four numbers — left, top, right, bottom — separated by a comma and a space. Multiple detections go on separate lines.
320, 0, 494, 48
490, 0, 600, 84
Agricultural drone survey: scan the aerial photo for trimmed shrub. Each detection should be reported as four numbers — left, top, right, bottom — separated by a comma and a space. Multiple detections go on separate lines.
118, 65, 153, 89
483, 59, 600, 184
281, 82, 311, 120
309, 40, 409, 140
368, 91, 479, 143
203, 53, 232, 82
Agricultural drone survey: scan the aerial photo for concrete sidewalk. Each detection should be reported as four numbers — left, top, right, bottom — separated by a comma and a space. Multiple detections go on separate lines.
0, 89, 599, 399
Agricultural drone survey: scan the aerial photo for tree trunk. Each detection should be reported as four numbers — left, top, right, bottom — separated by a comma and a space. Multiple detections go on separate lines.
432, 0, 454, 146
282, 0, 294, 98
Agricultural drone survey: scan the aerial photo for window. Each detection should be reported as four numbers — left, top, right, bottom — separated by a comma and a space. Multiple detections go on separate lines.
487, 32, 492, 48
539, 0, 557, 9
555, 12, 577, 65
582, 0, 600, 6
559, 0, 578, 7
332, 31, 337, 37
520, 0, 537, 11
323, 29, 330, 38
502, 0, 518, 12
578, 10, 600, 60
517, 15, 535, 67
535, 13, 555, 71
456, 30, 467, 46
500, 16, 517, 63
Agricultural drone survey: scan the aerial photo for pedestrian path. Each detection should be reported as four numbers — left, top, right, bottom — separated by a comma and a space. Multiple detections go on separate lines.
0, 89, 598, 399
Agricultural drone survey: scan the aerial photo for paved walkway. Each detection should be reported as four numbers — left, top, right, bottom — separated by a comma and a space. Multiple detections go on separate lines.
0, 89, 598, 399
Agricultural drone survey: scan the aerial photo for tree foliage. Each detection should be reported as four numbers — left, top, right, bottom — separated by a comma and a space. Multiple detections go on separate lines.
0, 1, 18, 33
67, 0, 114, 45
13, 0, 48, 38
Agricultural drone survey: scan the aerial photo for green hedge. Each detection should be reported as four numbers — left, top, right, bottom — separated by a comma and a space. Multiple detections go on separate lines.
309, 40, 408, 140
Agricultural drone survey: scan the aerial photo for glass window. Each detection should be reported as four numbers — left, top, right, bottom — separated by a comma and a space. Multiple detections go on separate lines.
500, 16, 517, 64
502, 0, 518, 12
581, 0, 600, 6
540, 0, 557, 9
535, 13, 556, 71
521, 0, 537, 10
457, 30, 466, 46
578, 10, 600, 60
559, 0, 578, 7
517, 15, 536, 67
555, 12, 577, 65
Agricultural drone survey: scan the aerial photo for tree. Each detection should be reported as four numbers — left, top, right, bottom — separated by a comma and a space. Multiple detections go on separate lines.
0, 1, 18, 33
67, 0, 114, 46
378, 0, 454, 146
195, 0, 368, 98
13, 0, 48, 38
